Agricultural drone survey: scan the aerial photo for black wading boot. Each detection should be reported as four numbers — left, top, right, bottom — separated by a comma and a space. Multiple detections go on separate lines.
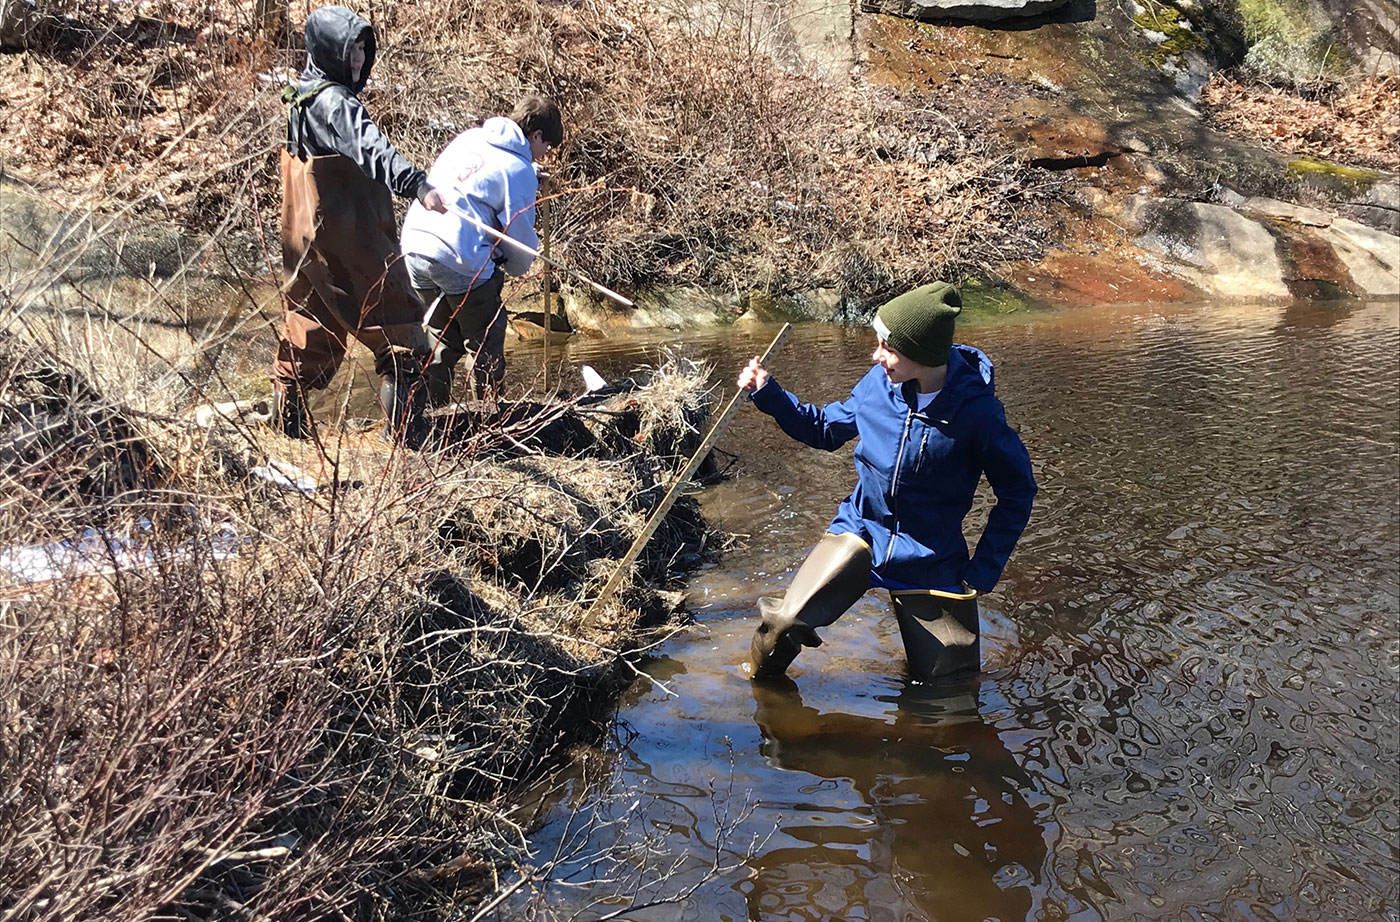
891, 592, 981, 683
273, 382, 310, 439
422, 360, 455, 409
379, 375, 430, 450
750, 532, 872, 679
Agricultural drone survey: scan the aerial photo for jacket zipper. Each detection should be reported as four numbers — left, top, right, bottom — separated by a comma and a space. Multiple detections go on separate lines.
885, 407, 914, 566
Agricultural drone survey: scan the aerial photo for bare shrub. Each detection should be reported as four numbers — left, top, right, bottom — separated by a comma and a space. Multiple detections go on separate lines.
2, 0, 1057, 311
0, 304, 718, 919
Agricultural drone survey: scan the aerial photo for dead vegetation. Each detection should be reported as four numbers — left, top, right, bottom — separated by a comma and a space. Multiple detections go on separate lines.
0, 0, 1059, 307
0, 313, 721, 920
0, 0, 1057, 914
1199, 73, 1400, 172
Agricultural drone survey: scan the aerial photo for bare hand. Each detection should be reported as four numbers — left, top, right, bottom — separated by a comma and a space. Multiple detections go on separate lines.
737, 356, 769, 392
422, 188, 449, 214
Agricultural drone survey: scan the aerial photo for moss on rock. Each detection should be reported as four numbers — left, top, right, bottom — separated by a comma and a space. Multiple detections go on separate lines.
1132, 4, 1210, 69
1288, 155, 1381, 185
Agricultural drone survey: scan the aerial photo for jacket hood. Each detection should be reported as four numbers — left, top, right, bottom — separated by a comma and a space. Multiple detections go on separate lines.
478, 116, 533, 162
911, 344, 994, 415
302, 6, 375, 93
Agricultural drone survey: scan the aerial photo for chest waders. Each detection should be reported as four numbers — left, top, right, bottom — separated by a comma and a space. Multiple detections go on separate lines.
273, 83, 430, 447
751, 536, 980, 684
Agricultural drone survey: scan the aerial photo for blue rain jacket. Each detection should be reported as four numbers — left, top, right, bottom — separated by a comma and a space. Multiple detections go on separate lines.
751, 345, 1035, 593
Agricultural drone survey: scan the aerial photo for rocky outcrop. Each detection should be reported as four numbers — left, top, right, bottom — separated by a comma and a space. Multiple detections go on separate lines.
1126, 195, 1400, 300
860, 0, 1070, 21
1129, 198, 1292, 300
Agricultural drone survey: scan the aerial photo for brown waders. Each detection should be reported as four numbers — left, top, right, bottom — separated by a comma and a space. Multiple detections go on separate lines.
274, 150, 430, 446
751, 531, 981, 683
415, 271, 507, 406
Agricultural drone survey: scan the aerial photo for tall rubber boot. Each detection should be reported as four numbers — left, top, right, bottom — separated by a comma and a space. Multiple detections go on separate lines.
378, 375, 429, 450
891, 591, 981, 683
751, 532, 872, 679
272, 382, 310, 439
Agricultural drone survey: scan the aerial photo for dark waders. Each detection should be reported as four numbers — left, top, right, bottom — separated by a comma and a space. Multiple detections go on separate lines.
414, 271, 507, 406
751, 532, 980, 683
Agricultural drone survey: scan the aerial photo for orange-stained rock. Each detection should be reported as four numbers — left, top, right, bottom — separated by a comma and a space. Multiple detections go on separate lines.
1005, 250, 1197, 306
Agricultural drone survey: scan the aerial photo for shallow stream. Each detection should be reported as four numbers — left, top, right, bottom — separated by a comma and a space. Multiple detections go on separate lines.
501, 299, 1398, 922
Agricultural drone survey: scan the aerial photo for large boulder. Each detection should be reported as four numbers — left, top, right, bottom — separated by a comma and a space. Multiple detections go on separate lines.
1127, 195, 1400, 300
1129, 197, 1291, 300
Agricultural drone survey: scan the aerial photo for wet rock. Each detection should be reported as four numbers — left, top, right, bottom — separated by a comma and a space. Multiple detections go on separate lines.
563, 286, 737, 331
860, 0, 1070, 22
1278, 228, 1359, 300
1342, 180, 1400, 236
1241, 197, 1332, 228
737, 288, 845, 324
1013, 116, 1125, 170
1008, 251, 1198, 305
1286, 160, 1399, 234
1311, 219, 1400, 297
1238, 196, 1400, 296
1128, 195, 1400, 299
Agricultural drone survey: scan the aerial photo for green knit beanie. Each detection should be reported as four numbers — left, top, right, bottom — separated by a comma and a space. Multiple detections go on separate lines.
872, 283, 962, 367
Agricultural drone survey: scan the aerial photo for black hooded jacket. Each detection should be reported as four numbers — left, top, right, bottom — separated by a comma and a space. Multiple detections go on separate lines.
287, 6, 429, 201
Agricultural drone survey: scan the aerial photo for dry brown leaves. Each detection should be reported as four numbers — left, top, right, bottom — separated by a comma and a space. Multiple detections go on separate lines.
1199, 74, 1400, 172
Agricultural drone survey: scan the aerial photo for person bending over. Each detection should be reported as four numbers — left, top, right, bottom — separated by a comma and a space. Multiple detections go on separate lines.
738, 283, 1036, 683
400, 96, 562, 405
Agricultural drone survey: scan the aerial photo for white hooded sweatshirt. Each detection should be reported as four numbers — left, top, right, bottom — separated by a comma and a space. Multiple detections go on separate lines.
400, 117, 539, 297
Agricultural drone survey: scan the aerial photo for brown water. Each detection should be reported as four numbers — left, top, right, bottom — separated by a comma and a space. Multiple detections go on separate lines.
502, 300, 1400, 922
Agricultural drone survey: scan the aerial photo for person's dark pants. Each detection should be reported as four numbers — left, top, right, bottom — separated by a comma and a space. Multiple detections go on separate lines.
750, 531, 981, 683
417, 271, 507, 406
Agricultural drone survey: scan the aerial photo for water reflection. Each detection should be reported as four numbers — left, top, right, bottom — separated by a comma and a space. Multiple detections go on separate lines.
744, 678, 1047, 922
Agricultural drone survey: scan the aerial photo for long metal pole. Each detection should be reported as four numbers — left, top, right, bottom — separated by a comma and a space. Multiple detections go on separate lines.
582, 323, 793, 627
444, 202, 634, 309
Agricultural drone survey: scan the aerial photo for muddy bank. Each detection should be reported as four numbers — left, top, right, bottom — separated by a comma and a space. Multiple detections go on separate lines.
0, 321, 726, 920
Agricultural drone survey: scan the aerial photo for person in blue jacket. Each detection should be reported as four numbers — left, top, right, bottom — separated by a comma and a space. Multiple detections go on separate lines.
737, 283, 1036, 682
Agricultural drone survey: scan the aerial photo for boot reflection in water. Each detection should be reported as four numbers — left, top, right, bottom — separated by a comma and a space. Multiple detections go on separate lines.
747, 678, 1047, 921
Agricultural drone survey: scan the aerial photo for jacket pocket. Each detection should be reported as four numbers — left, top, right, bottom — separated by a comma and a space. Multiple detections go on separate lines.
911, 421, 955, 475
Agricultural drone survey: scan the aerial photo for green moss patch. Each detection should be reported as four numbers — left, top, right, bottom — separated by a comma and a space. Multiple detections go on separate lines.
1288, 156, 1381, 185
959, 278, 1046, 316
1132, 4, 1209, 69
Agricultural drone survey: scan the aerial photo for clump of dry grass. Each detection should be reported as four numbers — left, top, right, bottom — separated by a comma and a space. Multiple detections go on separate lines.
0, 313, 719, 920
